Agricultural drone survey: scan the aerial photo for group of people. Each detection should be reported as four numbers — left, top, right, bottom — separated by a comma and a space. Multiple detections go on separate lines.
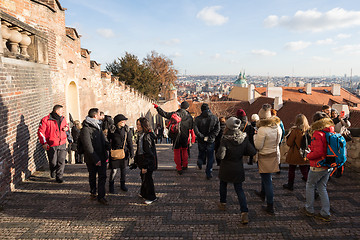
38, 106, 158, 205
38, 102, 350, 224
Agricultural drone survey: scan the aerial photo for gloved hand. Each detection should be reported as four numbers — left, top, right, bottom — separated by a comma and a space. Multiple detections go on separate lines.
153, 103, 159, 108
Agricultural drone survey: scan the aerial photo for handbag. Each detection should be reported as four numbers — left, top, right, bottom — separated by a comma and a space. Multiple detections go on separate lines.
110, 131, 127, 160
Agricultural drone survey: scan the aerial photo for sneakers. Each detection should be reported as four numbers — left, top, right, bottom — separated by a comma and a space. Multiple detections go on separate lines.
241, 212, 249, 225
314, 213, 331, 222
56, 178, 64, 183
144, 198, 158, 205
217, 202, 226, 211
299, 207, 314, 217
254, 190, 265, 202
98, 198, 108, 205
283, 183, 294, 191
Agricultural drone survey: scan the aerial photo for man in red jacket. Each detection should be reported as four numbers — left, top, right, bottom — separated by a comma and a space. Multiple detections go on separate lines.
38, 105, 69, 183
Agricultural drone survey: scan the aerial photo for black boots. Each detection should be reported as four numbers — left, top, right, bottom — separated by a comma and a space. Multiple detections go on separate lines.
283, 183, 294, 191
120, 181, 128, 192
262, 203, 275, 215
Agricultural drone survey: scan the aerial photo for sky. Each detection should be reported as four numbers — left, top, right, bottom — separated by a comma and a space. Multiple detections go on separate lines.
61, 0, 360, 77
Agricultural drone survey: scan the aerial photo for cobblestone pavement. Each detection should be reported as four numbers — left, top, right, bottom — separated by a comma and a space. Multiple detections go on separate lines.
1, 143, 360, 239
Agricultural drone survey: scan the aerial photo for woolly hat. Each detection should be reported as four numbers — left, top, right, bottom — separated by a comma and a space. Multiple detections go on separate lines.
180, 101, 189, 109
258, 103, 272, 120
114, 114, 128, 125
236, 109, 246, 118
251, 114, 260, 122
226, 117, 241, 130
201, 103, 209, 112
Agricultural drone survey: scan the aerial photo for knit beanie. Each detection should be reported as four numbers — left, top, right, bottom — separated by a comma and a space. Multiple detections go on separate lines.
226, 117, 241, 130
201, 103, 209, 112
258, 103, 272, 120
180, 101, 189, 109
236, 109, 246, 118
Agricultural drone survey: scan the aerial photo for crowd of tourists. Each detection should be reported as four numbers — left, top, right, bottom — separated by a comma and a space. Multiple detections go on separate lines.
37, 102, 351, 224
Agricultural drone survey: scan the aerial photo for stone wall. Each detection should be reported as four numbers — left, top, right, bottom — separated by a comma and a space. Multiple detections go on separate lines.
0, 0, 177, 199
345, 137, 360, 170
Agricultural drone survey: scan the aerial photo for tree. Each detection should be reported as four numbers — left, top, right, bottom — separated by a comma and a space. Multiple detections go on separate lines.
143, 51, 178, 99
106, 51, 177, 100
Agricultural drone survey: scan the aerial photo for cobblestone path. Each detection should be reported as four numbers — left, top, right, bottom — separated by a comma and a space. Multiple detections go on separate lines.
0, 143, 359, 239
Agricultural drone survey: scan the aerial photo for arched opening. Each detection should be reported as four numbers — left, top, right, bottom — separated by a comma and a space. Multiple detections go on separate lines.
67, 81, 80, 122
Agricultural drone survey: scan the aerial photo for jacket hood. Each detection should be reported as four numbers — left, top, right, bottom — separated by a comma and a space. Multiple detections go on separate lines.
199, 109, 211, 118
310, 117, 334, 134
84, 116, 101, 130
223, 129, 247, 145
256, 116, 281, 128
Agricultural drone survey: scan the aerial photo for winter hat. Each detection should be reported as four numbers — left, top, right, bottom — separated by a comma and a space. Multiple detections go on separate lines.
201, 103, 209, 112
180, 101, 190, 109
258, 103, 272, 120
114, 114, 128, 125
226, 117, 241, 130
236, 109, 246, 118
312, 111, 328, 122
251, 114, 259, 122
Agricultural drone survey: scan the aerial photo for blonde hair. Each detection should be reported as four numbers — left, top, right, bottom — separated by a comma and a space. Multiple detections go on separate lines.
74, 120, 82, 130
294, 114, 309, 133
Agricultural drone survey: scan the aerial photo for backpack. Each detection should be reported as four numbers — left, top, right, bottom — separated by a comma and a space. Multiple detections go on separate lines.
316, 131, 347, 177
167, 113, 181, 139
299, 131, 311, 160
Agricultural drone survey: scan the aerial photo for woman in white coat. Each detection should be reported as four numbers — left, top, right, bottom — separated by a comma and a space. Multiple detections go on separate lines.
253, 104, 282, 214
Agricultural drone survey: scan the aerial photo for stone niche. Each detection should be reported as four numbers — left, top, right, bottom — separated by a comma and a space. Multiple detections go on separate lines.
0, 12, 48, 64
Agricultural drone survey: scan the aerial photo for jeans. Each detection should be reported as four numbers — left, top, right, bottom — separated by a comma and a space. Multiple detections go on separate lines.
305, 168, 331, 217
260, 173, 274, 205
220, 180, 248, 212
197, 142, 215, 177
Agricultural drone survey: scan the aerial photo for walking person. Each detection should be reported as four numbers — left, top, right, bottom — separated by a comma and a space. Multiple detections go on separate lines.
248, 114, 259, 165
253, 104, 282, 214
108, 114, 134, 193
283, 114, 310, 191
216, 117, 257, 224
194, 103, 220, 179
134, 117, 158, 204
301, 112, 335, 222
80, 108, 109, 205
38, 105, 70, 183
214, 117, 226, 166
154, 101, 193, 175
71, 120, 83, 164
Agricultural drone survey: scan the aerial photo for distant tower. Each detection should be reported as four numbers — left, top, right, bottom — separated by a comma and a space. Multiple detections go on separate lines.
234, 71, 248, 87
356, 84, 360, 96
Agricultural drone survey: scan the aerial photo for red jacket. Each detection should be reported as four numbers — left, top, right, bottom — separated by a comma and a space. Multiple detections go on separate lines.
307, 121, 335, 167
38, 114, 68, 147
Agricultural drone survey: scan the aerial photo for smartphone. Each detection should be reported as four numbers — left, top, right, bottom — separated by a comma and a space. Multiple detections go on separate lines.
340, 111, 345, 118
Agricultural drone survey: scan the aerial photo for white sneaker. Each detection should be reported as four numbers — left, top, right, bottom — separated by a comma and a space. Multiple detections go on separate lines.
144, 198, 157, 205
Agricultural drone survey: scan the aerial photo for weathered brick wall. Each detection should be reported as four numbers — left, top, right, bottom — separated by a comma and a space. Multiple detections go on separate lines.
0, 0, 177, 199
0, 57, 52, 198
346, 137, 360, 170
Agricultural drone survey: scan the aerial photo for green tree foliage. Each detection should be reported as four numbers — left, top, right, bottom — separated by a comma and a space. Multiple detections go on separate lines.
106, 51, 177, 99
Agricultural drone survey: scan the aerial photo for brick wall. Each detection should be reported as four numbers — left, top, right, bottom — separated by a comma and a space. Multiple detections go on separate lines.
0, 0, 177, 199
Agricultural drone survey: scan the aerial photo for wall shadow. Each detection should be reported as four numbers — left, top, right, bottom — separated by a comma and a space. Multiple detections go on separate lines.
0, 94, 12, 198
12, 115, 31, 188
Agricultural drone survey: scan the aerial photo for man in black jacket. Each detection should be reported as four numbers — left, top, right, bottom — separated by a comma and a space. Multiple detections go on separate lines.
80, 108, 109, 205
154, 101, 193, 175
194, 103, 220, 179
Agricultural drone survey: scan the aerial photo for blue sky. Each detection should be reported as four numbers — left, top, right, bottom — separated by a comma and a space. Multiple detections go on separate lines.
61, 0, 360, 76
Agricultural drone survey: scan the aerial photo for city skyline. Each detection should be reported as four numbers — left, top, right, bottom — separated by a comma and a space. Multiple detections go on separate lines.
62, 0, 360, 77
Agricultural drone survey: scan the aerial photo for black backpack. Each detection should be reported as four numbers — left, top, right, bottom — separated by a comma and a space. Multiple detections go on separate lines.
299, 131, 311, 159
